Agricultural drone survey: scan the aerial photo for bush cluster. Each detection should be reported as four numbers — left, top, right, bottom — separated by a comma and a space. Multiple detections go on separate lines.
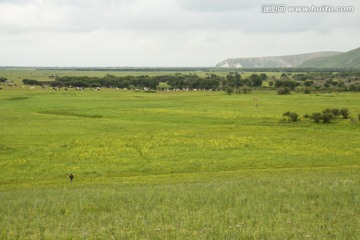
283, 111, 299, 122
277, 87, 291, 95
22, 79, 43, 85
283, 108, 354, 124
304, 108, 350, 124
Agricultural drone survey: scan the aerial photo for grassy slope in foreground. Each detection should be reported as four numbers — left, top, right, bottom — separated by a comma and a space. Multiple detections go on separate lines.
1, 169, 358, 239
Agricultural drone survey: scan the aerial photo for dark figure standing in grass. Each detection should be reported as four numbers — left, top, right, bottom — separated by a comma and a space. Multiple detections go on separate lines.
69, 173, 74, 183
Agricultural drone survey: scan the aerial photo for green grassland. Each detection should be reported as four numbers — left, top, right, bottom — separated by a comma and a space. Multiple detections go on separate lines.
0, 78, 359, 239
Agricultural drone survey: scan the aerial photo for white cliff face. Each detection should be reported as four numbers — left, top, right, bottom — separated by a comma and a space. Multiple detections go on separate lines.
216, 60, 230, 68
216, 51, 342, 68
216, 60, 242, 68
221, 62, 230, 68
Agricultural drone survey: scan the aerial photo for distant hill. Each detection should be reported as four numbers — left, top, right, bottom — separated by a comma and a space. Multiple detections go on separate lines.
300, 47, 360, 68
216, 51, 341, 68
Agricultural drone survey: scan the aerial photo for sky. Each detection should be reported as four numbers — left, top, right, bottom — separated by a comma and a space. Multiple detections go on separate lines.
0, 0, 359, 67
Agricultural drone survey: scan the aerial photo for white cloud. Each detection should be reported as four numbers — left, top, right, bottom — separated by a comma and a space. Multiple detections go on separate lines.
0, 0, 359, 66
176, 0, 256, 12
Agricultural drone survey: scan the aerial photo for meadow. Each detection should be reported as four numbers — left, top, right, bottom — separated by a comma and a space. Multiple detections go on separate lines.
0, 70, 359, 239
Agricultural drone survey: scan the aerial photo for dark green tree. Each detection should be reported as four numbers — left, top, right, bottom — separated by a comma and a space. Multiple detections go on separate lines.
250, 74, 263, 87
303, 80, 313, 87
22, 79, 41, 85
225, 86, 234, 95
259, 73, 268, 80
280, 73, 288, 79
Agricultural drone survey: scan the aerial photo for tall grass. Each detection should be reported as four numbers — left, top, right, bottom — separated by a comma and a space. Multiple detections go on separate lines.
1, 169, 358, 239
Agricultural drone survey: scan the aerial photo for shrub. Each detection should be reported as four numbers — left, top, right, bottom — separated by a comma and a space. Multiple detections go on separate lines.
340, 108, 349, 119
307, 108, 352, 124
310, 112, 322, 123
349, 83, 360, 92
322, 112, 334, 123
303, 80, 314, 87
276, 87, 291, 95
337, 81, 346, 88
283, 111, 299, 122
331, 108, 340, 118
304, 88, 311, 94
0, 77, 7, 82
275, 80, 298, 89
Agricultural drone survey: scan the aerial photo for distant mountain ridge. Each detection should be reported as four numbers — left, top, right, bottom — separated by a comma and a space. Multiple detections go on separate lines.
216, 51, 342, 68
299, 47, 360, 68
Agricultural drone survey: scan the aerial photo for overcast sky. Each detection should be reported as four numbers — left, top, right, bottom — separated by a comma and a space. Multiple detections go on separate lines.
0, 0, 359, 67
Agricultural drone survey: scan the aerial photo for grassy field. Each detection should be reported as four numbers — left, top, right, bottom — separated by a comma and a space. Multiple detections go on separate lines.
0, 79, 359, 239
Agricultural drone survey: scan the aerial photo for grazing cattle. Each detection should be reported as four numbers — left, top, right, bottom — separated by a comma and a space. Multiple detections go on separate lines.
52, 87, 58, 91
41, 85, 46, 89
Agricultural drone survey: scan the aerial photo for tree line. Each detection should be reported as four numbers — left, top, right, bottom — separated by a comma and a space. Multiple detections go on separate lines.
18, 70, 360, 93
21, 73, 266, 90
274, 71, 360, 94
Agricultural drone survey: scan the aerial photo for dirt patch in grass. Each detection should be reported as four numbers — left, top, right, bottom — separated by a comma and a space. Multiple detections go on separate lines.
7, 97, 30, 101
37, 110, 102, 119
